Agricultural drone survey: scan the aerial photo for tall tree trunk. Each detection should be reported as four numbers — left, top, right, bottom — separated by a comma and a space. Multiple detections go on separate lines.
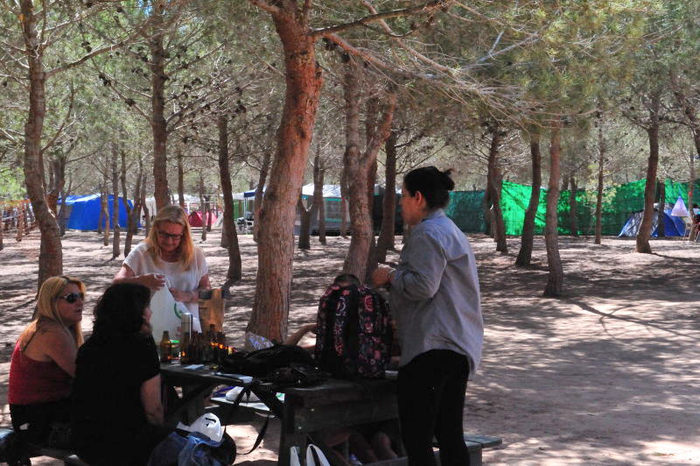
111, 145, 121, 259
177, 150, 185, 208
376, 129, 398, 262
297, 195, 314, 250
199, 175, 207, 241
141, 173, 151, 237
636, 91, 661, 254
341, 58, 396, 280
205, 195, 212, 232
217, 115, 242, 282
252, 150, 271, 243
314, 153, 327, 245
150, 2, 169, 212
569, 176, 579, 237
656, 179, 665, 237
516, 129, 542, 266
101, 188, 110, 246
46, 156, 66, 216
20, 0, 62, 288
58, 179, 71, 236
247, 10, 323, 343
487, 123, 507, 253
594, 118, 606, 245
125, 164, 142, 257
544, 124, 564, 297
340, 168, 349, 238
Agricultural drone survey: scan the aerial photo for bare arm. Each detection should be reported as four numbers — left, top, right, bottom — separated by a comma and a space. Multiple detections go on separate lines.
42, 328, 78, 377
170, 273, 212, 303
284, 323, 317, 346
114, 264, 165, 290
140, 374, 164, 425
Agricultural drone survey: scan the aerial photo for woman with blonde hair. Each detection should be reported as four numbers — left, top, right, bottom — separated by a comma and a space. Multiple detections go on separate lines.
8, 275, 85, 445
114, 205, 210, 331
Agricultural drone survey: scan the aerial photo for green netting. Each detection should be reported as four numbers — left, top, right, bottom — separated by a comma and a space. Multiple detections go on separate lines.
477, 178, 700, 236
445, 191, 486, 233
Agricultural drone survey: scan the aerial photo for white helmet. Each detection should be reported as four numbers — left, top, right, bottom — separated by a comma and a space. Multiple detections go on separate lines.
188, 413, 223, 443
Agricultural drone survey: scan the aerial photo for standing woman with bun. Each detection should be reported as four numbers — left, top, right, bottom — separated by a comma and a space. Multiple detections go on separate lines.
373, 166, 484, 466
114, 205, 210, 332
8, 275, 85, 445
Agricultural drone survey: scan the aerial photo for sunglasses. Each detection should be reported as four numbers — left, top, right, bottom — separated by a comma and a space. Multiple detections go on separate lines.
58, 292, 84, 304
157, 230, 184, 241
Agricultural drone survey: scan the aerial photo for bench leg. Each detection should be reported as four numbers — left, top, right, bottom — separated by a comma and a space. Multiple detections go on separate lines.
278, 431, 306, 466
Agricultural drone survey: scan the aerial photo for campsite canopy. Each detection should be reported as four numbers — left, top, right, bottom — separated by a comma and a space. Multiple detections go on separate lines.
62, 194, 132, 231
618, 209, 686, 237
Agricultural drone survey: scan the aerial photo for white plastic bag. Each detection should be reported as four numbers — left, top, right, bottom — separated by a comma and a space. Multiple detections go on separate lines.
306, 444, 331, 466
150, 286, 188, 344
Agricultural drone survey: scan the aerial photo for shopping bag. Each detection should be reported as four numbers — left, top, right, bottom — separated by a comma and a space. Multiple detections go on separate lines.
150, 286, 187, 343
306, 444, 331, 466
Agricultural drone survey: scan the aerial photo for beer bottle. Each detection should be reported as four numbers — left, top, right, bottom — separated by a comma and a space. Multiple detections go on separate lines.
160, 331, 173, 363
181, 331, 191, 364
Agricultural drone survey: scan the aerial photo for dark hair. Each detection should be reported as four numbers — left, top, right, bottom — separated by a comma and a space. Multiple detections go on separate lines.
403, 166, 455, 209
333, 273, 361, 287
92, 283, 151, 336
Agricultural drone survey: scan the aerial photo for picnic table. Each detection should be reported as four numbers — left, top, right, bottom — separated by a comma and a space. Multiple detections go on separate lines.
160, 363, 501, 466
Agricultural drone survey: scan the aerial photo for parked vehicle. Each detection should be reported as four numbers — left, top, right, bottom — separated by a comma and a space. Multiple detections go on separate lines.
236, 211, 254, 234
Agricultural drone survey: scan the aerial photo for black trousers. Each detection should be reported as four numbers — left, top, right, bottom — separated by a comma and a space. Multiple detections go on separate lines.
10, 399, 71, 446
398, 349, 470, 466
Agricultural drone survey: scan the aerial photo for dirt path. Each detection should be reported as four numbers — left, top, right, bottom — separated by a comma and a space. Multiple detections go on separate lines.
1, 229, 698, 465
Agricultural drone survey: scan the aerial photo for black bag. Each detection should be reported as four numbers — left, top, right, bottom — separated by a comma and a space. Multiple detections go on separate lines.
266, 363, 328, 388
220, 344, 314, 377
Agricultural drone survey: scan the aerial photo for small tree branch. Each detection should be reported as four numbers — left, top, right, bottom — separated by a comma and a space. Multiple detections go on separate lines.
248, 0, 282, 16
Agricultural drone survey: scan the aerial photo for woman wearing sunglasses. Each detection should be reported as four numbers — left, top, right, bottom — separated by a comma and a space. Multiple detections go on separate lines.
8, 275, 85, 446
114, 205, 211, 332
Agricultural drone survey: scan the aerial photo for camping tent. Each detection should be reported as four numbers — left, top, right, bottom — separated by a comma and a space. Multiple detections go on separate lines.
62, 194, 133, 231
618, 209, 686, 237
188, 210, 217, 227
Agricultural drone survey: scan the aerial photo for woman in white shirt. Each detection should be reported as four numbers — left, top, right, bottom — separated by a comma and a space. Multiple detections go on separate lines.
114, 205, 211, 331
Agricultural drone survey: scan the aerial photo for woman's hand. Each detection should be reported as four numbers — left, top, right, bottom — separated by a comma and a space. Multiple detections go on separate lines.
372, 265, 395, 287
170, 288, 196, 303
141, 273, 166, 290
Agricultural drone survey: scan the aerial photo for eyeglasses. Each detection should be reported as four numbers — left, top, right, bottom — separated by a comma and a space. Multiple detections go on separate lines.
157, 230, 184, 241
58, 292, 84, 304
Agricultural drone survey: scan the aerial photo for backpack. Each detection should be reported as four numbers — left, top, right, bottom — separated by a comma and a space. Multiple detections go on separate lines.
314, 283, 393, 379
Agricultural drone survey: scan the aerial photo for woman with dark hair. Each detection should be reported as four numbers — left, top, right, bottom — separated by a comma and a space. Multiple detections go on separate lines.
71, 283, 172, 465
373, 166, 484, 466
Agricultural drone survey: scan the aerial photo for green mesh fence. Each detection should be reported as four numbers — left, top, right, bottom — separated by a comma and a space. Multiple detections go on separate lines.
445, 191, 486, 233
447, 178, 700, 236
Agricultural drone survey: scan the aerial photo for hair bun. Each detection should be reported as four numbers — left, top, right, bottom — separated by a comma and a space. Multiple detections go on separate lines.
439, 169, 455, 191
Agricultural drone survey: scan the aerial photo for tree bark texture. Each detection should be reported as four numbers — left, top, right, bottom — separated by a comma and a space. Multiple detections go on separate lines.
594, 119, 605, 245
487, 123, 507, 253
111, 145, 121, 259
341, 58, 396, 280
253, 149, 271, 243
340, 168, 349, 238
125, 163, 142, 257
515, 129, 542, 266
217, 115, 242, 282
314, 153, 327, 245
569, 176, 579, 237
150, 2, 169, 212
656, 179, 665, 237
544, 124, 564, 297
376, 129, 398, 263
47, 156, 66, 216
199, 175, 207, 241
636, 91, 661, 254
178, 150, 185, 208
101, 188, 110, 246
20, 0, 63, 289
248, 8, 324, 343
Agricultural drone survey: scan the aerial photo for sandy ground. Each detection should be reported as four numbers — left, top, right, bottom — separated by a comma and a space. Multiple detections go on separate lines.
1, 228, 699, 465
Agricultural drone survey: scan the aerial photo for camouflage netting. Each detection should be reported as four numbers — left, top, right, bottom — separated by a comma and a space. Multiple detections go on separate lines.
446, 179, 700, 236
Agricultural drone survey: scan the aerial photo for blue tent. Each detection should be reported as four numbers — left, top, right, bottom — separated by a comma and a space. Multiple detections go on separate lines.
618, 209, 686, 237
62, 194, 133, 231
